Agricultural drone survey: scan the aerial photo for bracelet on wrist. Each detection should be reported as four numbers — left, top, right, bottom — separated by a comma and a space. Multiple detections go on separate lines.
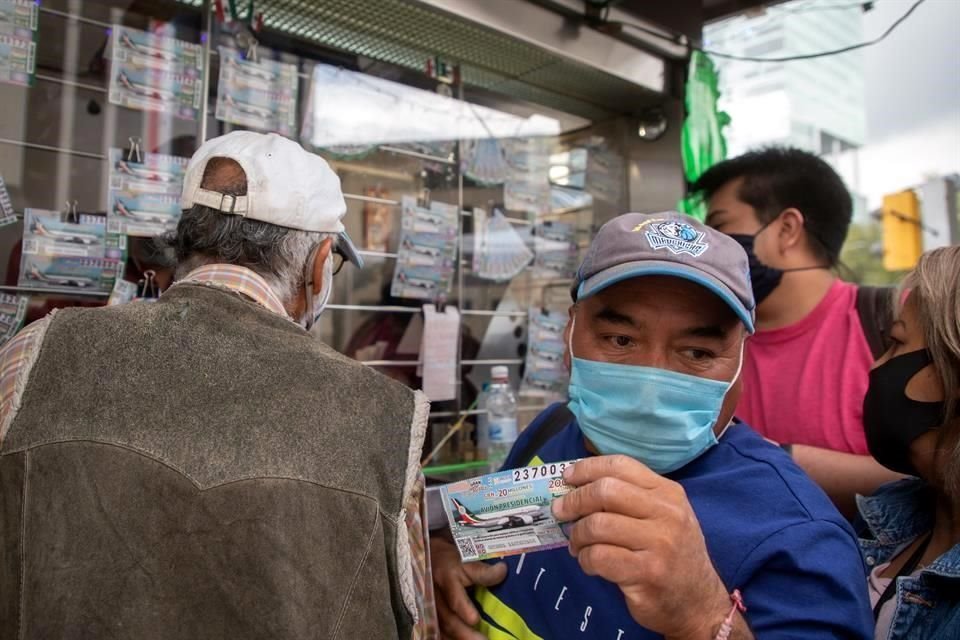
713, 589, 746, 640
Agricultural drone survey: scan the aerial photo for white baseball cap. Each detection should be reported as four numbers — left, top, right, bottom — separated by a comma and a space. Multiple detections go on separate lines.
181, 131, 362, 268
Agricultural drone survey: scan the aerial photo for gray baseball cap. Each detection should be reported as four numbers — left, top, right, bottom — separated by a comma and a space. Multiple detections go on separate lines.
572, 212, 755, 333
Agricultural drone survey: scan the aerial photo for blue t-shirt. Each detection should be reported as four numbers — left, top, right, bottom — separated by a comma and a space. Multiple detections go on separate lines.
471, 407, 873, 639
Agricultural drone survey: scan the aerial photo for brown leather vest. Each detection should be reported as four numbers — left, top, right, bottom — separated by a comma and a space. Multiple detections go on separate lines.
0, 284, 427, 639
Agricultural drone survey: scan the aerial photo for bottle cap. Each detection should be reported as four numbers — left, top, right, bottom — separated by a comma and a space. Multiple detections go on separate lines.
491, 365, 509, 381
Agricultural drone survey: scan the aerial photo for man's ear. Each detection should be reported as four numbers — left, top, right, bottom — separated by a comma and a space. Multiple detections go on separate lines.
775, 208, 806, 253
311, 238, 333, 295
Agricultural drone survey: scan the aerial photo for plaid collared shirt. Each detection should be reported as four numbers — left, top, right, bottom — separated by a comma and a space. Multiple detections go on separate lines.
0, 264, 437, 638
0, 316, 48, 443
175, 264, 291, 319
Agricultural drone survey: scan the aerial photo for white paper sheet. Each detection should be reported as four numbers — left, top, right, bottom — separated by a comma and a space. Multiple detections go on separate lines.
420, 303, 460, 402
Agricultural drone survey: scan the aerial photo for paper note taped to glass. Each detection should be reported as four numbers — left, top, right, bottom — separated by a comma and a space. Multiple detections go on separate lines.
438, 460, 579, 562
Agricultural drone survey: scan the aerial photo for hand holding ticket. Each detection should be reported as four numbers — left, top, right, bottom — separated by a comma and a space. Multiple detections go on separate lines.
439, 460, 579, 562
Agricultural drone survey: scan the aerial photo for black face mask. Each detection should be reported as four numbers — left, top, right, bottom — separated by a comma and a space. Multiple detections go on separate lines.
728, 233, 783, 305
863, 349, 947, 476
729, 225, 831, 306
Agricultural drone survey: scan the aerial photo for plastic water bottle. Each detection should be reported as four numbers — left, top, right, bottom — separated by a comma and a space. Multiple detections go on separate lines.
486, 366, 518, 473
475, 382, 489, 460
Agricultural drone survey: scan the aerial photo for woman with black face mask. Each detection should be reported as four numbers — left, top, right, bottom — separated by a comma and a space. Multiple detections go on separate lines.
856, 245, 960, 639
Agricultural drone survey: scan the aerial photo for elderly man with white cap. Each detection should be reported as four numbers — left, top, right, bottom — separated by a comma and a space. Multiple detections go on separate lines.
0, 132, 428, 639
431, 212, 873, 639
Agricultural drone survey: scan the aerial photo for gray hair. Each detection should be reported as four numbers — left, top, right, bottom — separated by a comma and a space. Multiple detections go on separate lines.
901, 245, 960, 496
170, 205, 332, 305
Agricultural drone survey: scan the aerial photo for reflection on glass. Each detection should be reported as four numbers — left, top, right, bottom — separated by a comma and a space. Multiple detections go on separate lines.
304, 63, 561, 147
548, 148, 587, 189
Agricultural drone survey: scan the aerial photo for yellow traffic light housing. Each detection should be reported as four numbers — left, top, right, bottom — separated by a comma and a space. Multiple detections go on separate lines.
882, 190, 922, 271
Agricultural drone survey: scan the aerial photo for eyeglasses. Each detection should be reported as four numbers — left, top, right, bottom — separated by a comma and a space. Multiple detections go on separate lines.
332, 246, 346, 276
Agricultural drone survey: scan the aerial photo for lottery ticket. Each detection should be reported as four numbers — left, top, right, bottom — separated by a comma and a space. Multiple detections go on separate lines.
0, 292, 27, 347
0, 174, 15, 227
504, 137, 551, 216
533, 221, 579, 279
522, 307, 570, 398
108, 279, 138, 306
19, 255, 122, 293
19, 209, 123, 292
391, 196, 459, 301
108, 191, 180, 237
108, 148, 188, 195
0, 32, 34, 86
216, 47, 299, 136
109, 26, 203, 120
111, 26, 203, 74
107, 148, 188, 237
0, 0, 36, 89
22, 209, 107, 258
0, 0, 38, 35
440, 460, 579, 562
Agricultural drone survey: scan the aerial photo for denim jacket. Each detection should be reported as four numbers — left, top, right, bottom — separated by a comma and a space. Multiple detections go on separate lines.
856, 479, 960, 640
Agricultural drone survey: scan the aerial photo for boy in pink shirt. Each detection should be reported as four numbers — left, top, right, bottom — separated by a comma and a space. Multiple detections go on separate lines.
695, 147, 901, 515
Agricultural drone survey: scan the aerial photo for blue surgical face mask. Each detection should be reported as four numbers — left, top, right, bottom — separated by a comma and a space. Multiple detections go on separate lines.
567, 316, 742, 474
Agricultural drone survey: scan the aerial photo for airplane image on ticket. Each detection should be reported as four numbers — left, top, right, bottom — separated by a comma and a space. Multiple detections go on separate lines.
440, 460, 579, 562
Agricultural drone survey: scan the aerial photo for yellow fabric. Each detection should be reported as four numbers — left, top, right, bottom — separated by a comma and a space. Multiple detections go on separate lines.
474, 586, 544, 640
476, 620, 519, 640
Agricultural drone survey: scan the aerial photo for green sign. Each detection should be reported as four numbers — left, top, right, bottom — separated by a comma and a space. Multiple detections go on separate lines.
678, 51, 730, 221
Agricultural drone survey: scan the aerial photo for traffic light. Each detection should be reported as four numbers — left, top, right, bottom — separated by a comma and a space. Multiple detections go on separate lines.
881, 190, 922, 271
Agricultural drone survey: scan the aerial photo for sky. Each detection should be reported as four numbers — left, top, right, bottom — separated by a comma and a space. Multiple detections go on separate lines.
857, 0, 960, 207
706, 0, 960, 210
864, 0, 959, 142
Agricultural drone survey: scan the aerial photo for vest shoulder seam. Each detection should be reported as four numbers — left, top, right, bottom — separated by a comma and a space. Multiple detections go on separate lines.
3, 438, 386, 504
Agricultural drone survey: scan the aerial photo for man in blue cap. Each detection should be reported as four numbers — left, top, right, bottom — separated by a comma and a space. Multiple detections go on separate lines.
431, 212, 872, 639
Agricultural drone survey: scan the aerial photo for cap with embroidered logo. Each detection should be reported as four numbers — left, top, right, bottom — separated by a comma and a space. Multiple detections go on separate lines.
180, 130, 362, 268
572, 212, 755, 333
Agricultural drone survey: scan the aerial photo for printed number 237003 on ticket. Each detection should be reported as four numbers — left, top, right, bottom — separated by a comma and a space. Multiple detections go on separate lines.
439, 460, 579, 562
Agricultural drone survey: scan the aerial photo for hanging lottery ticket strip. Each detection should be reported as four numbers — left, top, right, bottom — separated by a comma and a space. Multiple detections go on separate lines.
108, 25, 204, 121
391, 195, 459, 301
0, 0, 37, 87
504, 138, 551, 217
107, 147, 189, 237
216, 47, 299, 136
19, 208, 123, 293
586, 139, 626, 205
521, 307, 569, 398
533, 221, 579, 280
0, 173, 15, 227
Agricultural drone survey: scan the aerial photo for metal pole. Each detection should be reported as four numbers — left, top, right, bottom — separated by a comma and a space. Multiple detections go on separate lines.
198, 0, 213, 143
455, 65, 466, 419
35, 74, 106, 94
38, 6, 110, 29
379, 145, 456, 165
0, 137, 106, 161
343, 193, 401, 206
0, 285, 110, 298
54, 0, 81, 208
